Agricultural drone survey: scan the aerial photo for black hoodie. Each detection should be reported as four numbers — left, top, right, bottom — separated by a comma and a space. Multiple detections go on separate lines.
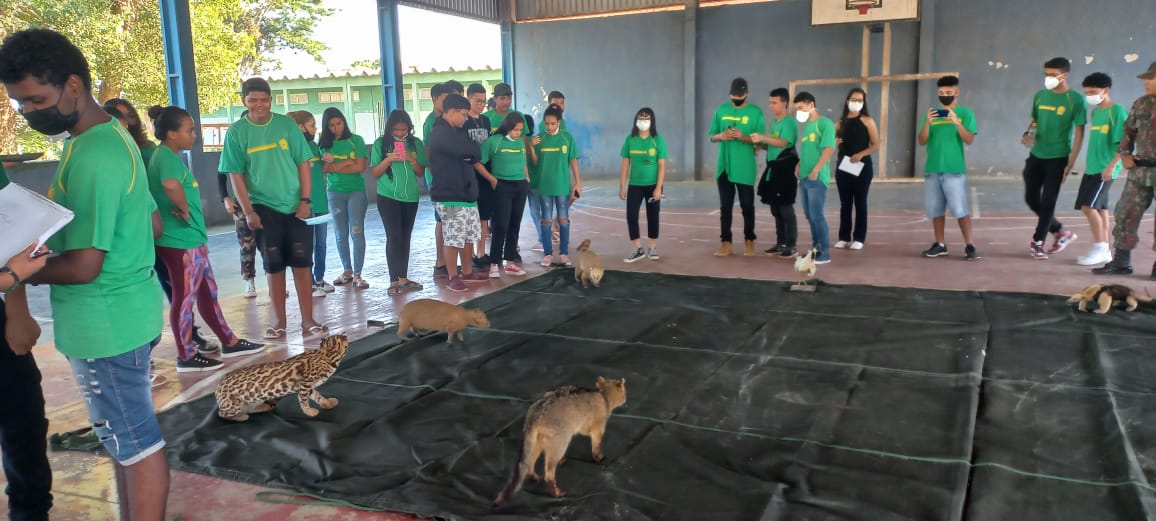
426, 117, 480, 203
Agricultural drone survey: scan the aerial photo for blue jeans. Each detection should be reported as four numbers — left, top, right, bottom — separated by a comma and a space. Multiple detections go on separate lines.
799, 179, 831, 260
312, 212, 328, 283
538, 194, 571, 255
527, 189, 543, 230
67, 339, 164, 465
327, 190, 368, 274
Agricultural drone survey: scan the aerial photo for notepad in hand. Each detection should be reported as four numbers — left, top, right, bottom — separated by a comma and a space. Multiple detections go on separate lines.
838, 156, 865, 176
0, 182, 74, 262
302, 214, 333, 226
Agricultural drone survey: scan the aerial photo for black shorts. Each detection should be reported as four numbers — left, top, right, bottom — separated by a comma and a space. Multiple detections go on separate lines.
253, 204, 313, 274
476, 172, 496, 221
1074, 175, 1113, 211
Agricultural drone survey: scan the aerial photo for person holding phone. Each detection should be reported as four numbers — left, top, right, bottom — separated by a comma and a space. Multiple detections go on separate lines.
918, 75, 980, 260
708, 77, 765, 257
533, 104, 581, 267
371, 110, 428, 295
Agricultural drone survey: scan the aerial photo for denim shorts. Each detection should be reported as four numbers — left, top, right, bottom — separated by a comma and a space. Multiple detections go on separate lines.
68, 339, 165, 465
924, 173, 969, 218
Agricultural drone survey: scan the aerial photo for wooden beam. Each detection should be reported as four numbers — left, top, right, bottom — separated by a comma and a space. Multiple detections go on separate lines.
790, 72, 959, 88
860, 25, 870, 93
879, 22, 891, 178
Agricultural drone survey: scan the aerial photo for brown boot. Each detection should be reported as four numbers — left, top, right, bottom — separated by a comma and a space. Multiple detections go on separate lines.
744, 240, 756, 256
714, 241, 732, 256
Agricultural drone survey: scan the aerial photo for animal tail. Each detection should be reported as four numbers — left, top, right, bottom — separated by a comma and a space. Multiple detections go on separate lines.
493, 429, 536, 509
577, 238, 592, 252
1138, 288, 1153, 303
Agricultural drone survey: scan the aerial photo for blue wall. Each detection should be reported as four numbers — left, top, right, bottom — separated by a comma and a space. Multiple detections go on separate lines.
512, 0, 1154, 180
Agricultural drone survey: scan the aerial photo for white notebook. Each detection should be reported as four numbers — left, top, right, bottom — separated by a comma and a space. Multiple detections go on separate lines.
0, 182, 74, 262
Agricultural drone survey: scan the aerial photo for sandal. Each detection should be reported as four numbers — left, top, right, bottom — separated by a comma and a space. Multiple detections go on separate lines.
352, 276, 369, 289
387, 285, 403, 296
263, 327, 287, 340
398, 280, 423, 291
150, 373, 168, 388
302, 324, 329, 340
332, 274, 353, 286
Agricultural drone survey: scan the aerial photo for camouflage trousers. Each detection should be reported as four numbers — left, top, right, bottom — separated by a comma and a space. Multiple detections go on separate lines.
232, 208, 258, 280
1111, 166, 1156, 251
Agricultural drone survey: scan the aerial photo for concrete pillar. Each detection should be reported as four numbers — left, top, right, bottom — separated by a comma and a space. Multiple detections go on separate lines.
913, 0, 937, 177
684, 0, 699, 180
377, 0, 404, 115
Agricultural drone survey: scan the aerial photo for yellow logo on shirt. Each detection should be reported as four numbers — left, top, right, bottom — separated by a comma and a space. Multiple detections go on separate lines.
1093, 124, 1110, 134
801, 133, 817, 143
192, 181, 199, 188
562, 145, 568, 154
721, 116, 741, 122
1056, 106, 1066, 116
279, 138, 289, 150
247, 143, 277, 154
741, 116, 749, 125
1039, 105, 1057, 112
649, 148, 657, 156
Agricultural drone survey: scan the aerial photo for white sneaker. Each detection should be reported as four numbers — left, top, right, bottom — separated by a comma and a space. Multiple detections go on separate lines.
311, 285, 327, 297
850, 241, 864, 250
833, 241, 849, 249
319, 280, 335, 293
1077, 245, 1112, 266
243, 279, 257, 298
489, 264, 501, 278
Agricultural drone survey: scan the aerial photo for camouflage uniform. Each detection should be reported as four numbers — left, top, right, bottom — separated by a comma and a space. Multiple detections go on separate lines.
1110, 93, 1156, 252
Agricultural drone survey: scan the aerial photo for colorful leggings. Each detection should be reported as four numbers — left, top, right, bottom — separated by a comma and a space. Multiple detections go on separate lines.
232, 209, 256, 280
156, 245, 237, 360
1112, 172, 1156, 251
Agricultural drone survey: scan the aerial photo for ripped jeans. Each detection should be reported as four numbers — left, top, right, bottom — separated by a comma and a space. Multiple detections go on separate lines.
327, 190, 368, 275
67, 339, 165, 465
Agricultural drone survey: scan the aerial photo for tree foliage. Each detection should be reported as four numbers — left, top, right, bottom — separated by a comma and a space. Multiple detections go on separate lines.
0, 0, 331, 156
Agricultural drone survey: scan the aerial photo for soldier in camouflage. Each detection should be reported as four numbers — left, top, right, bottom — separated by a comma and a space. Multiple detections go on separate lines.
1093, 61, 1156, 279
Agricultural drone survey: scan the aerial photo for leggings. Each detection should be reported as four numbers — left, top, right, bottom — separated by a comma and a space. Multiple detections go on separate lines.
626, 185, 660, 240
156, 245, 237, 360
376, 195, 419, 282
231, 209, 257, 280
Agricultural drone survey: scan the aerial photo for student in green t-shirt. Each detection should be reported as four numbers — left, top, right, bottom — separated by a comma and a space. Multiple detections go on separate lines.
918, 76, 980, 261
371, 110, 428, 295
482, 112, 535, 276
318, 107, 369, 289
1021, 57, 1087, 259
1075, 73, 1128, 266
533, 104, 581, 267
286, 110, 332, 295
751, 88, 800, 259
147, 106, 264, 371
1, 28, 168, 518
548, 90, 568, 133
619, 107, 667, 263
422, 83, 449, 142
219, 77, 325, 340
708, 77, 765, 257
793, 91, 836, 264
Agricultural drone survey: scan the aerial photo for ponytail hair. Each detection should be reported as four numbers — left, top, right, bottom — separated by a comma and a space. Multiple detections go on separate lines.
150, 105, 192, 143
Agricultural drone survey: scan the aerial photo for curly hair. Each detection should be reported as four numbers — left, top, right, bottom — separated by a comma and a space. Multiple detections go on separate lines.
0, 28, 93, 91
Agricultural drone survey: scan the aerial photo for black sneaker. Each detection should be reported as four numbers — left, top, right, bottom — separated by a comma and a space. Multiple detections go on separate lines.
923, 243, 948, 257
764, 245, 783, 255
176, 353, 224, 373
191, 326, 219, 354
1151, 261, 1156, 281
1092, 261, 1133, 275
221, 339, 265, 359
776, 247, 797, 259
624, 248, 646, 263
965, 244, 981, 261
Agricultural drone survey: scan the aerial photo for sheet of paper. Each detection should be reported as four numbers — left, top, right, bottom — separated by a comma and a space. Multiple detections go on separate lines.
0, 182, 74, 262
838, 156, 865, 176
302, 214, 334, 226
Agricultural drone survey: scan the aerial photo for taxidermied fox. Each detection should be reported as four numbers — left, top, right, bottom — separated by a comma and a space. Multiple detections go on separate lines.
574, 238, 604, 288
1067, 284, 1152, 314
492, 377, 627, 508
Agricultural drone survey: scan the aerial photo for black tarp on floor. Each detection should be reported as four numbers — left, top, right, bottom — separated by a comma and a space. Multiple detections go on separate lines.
157, 271, 1156, 521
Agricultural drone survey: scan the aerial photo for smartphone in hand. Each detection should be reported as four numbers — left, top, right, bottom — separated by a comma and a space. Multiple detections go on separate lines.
393, 140, 408, 160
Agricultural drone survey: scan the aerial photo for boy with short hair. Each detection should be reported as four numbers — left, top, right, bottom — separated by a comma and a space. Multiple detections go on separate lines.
752, 87, 799, 258
709, 77, 766, 257
918, 75, 980, 260
423, 83, 450, 141
793, 91, 836, 264
1075, 72, 1128, 266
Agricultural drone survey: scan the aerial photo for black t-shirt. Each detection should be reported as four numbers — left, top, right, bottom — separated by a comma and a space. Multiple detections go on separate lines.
463, 114, 492, 146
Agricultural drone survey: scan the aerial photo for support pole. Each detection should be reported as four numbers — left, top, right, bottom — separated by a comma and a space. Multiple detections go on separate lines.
684, 0, 699, 180
879, 22, 892, 178
158, 0, 201, 149
500, 0, 516, 87
377, 0, 404, 116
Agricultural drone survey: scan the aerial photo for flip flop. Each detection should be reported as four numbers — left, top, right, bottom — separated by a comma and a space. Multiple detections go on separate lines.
301, 324, 329, 341
263, 327, 287, 340
150, 373, 168, 388
398, 280, 423, 291
387, 285, 403, 296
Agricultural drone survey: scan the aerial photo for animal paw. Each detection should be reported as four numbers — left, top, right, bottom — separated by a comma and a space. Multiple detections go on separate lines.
527, 473, 541, 483
302, 406, 320, 417
592, 452, 604, 463
546, 480, 566, 498
319, 397, 339, 409
222, 413, 249, 422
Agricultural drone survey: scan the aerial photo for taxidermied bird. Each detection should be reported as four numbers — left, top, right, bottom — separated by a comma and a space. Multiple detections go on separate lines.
794, 247, 818, 286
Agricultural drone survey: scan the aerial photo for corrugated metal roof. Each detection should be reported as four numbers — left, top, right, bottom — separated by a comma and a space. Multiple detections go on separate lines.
399, 0, 501, 23
514, 0, 681, 20
267, 65, 499, 82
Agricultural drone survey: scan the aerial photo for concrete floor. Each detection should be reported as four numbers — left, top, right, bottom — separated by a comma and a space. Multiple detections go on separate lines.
6, 177, 1156, 520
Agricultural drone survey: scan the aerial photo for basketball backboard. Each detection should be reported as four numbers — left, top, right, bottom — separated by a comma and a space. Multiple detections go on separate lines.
811, 0, 920, 26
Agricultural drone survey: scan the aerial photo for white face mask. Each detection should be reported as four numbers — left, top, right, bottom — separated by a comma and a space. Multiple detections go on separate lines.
505, 134, 518, 141
1085, 93, 1104, 106
848, 101, 864, 113
547, 128, 559, 136
636, 120, 651, 132
1044, 76, 1062, 90
795, 110, 810, 123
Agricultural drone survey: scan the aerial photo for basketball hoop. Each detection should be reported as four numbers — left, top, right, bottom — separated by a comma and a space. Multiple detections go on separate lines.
847, 0, 878, 15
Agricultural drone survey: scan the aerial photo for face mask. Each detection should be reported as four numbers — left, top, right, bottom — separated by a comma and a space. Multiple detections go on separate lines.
938, 95, 955, 106
303, 132, 315, 141
636, 120, 651, 132
505, 134, 518, 141
847, 101, 864, 113
732, 98, 746, 107
547, 127, 559, 136
22, 91, 79, 136
795, 110, 810, 123
1085, 93, 1104, 106
1044, 76, 1062, 90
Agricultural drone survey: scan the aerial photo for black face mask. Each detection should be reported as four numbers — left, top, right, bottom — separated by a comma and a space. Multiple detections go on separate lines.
23, 90, 80, 136
303, 132, 315, 142
938, 95, 956, 106
731, 97, 746, 107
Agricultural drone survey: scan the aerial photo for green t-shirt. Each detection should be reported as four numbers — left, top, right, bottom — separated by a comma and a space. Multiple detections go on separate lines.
139, 141, 157, 167
371, 136, 428, 202
148, 146, 207, 249
482, 134, 528, 181
1031, 89, 1087, 159
1085, 103, 1129, 179
307, 141, 327, 214
620, 134, 668, 186
0, 161, 8, 189
483, 109, 529, 134
922, 106, 978, 175
534, 131, 579, 197
763, 118, 798, 170
219, 113, 313, 214
799, 116, 837, 186
46, 119, 163, 359
422, 112, 439, 141
322, 134, 367, 193
708, 102, 765, 185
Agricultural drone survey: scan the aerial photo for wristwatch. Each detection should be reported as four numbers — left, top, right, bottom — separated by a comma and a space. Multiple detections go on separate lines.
1, 266, 21, 293
300, 198, 312, 204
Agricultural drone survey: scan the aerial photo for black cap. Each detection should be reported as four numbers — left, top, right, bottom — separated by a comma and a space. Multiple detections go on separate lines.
493, 83, 513, 97
730, 77, 748, 97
